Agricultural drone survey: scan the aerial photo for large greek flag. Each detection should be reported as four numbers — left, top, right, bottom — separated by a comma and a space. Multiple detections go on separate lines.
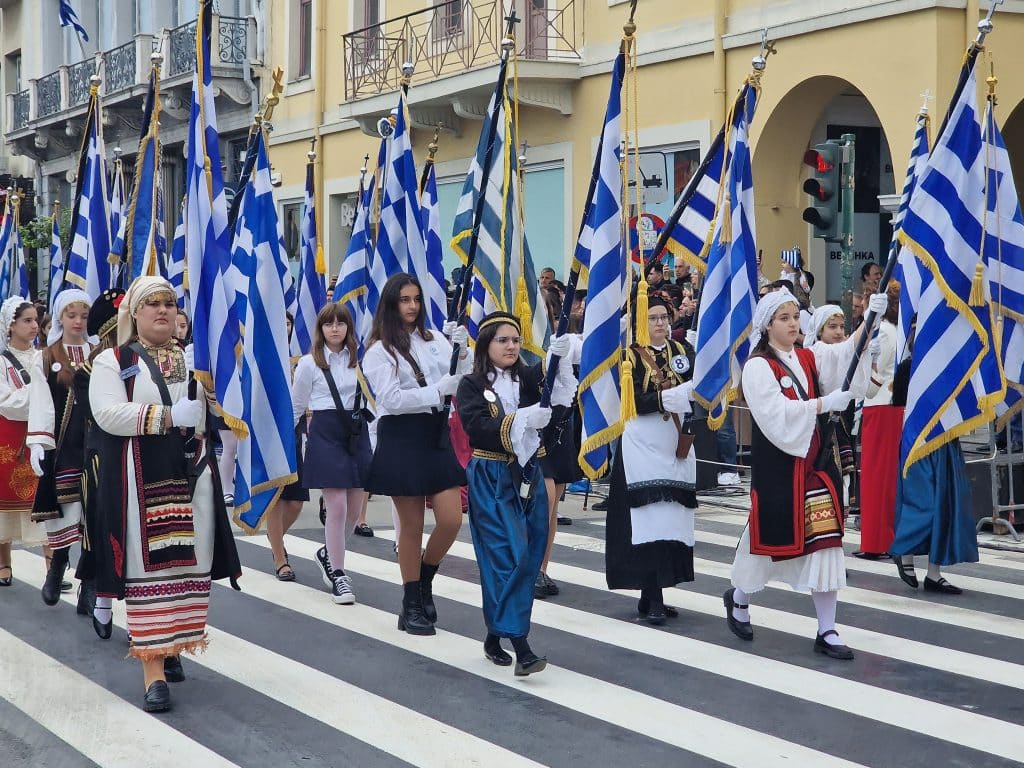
336, 178, 374, 351
898, 59, 1004, 473
577, 50, 626, 479
420, 162, 449, 333
124, 68, 165, 283
691, 83, 759, 429
58, 0, 89, 41
0, 201, 20, 300
293, 160, 327, 355
64, 86, 111, 300
186, 0, 244, 434
230, 129, 297, 533
48, 209, 64, 312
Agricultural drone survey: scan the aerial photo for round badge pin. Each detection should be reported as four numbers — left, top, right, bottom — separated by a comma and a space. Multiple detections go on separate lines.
483, 390, 497, 403
51, 362, 62, 373
672, 355, 690, 374
780, 375, 793, 389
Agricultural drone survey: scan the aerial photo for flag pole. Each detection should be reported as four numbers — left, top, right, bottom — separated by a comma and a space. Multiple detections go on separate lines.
227, 67, 284, 233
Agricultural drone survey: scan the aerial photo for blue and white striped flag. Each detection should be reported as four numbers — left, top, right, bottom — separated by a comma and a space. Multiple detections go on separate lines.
576, 50, 626, 479
167, 198, 188, 312
11, 223, 27, 300
465, 274, 488, 344
0, 200, 20, 300
124, 67, 165, 283
364, 137, 390, 324
336, 177, 374, 352
898, 59, 1004, 473
781, 246, 802, 270
186, 0, 245, 435
230, 129, 297, 533
65, 86, 112, 300
109, 158, 127, 283
58, 0, 89, 41
692, 82, 760, 429
420, 162, 449, 333
49, 207, 64, 313
293, 159, 326, 355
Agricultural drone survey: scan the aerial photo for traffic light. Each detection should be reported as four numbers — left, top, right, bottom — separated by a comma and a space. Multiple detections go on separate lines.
802, 143, 840, 241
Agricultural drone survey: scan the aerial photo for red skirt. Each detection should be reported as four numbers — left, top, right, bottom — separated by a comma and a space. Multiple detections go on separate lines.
859, 405, 904, 554
0, 416, 39, 514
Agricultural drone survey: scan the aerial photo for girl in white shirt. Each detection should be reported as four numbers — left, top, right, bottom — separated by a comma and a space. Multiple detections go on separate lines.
291, 303, 372, 605
362, 274, 470, 635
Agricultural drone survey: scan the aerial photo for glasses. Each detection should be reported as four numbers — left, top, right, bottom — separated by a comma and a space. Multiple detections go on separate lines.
494, 335, 522, 345
647, 314, 671, 325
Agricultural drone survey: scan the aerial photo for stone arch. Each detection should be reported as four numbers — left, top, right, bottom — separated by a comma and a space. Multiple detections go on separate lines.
1002, 99, 1024, 207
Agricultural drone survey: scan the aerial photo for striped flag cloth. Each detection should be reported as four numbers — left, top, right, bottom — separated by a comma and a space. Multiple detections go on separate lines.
64, 84, 112, 300
123, 67, 165, 283
230, 129, 298, 533
420, 162, 450, 333
892, 111, 932, 363
109, 158, 127, 284
49, 208, 64, 313
0, 199, 20, 300
336, 176, 374, 353
897, 58, 1004, 473
982, 99, 1024, 427
11, 222, 27, 300
58, 0, 89, 41
167, 198, 188, 312
364, 137, 390, 323
692, 82, 760, 429
781, 246, 802, 270
450, 76, 548, 363
185, 0, 245, 435
576, 49, 626, 479
293, 159, 327, 355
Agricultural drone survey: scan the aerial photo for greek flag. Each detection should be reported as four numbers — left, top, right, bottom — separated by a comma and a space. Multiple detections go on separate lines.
186, 0, 245, 435
364, 137, 390, 323
576, 50, 626, 479
58, 0, 89, 41
167, 198, 188, 312
230, 129, 297, 533
983, 100, 1024, 427
109, 159, 127, 282
420, 162, 449, 332
336, 178, 374, 352
892, 111, 931, 362
65, 86, 112, 300
0, 200, 27, 300
781, 246, 802, 270
692, 81, 760, 429
375, 97, 425, 290
451, 77, 548, 362
293, 160, 327, 355
898, 59, 1004, 473
465, 275, 488, 344
124, 67, 165, 283
49, 209, 64, 312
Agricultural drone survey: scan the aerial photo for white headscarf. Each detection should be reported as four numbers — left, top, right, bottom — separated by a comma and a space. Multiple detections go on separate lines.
46, 288, 92, 346
749, 288, 800, 349
0, 295, 32, 353
117, 276, 176, 346
805, 304, 844, 348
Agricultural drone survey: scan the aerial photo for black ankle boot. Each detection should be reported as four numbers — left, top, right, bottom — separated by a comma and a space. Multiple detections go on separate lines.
77, 580, 96, 616
42, 548, 70, 606
419, 561, 440, 624
398, 581, 435, 636
511, 635, 547, 676
484, 633, 512, 666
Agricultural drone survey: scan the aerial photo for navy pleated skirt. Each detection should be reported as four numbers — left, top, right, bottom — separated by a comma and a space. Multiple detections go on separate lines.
303, 409, 372, 490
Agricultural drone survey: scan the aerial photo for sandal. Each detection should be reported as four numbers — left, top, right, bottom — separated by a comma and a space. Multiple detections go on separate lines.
275, 562, 296, 582
353, 523, 374, 538
0, 565, 12, 587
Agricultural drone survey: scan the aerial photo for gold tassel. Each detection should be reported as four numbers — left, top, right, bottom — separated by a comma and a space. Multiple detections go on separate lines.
315, 243, 326, 276
718, 196, 733, 245
635, 276, 650, 347
515, 274, 533, 349
968, 262, 986, 307
620, 355, 637, 423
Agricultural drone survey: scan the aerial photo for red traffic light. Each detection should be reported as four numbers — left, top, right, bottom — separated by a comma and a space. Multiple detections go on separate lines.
803, 149, 835, 174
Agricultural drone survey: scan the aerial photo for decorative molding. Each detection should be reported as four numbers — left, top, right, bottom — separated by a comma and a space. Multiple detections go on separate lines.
408, 104, 463, 136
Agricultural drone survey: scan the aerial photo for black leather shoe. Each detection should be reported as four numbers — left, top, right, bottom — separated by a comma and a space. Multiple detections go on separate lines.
0, 565, 11, 586
637, 599, 678, 619
41, 549, 70, 606
353, 523, 374, 537
514, 653, 547, 677
923, 576, 962, 595
419, 561, 439, 624
164, 656, 185, 683
814, 631, 855, 660
484, 636, 513, 666
397, 582, 435, 636
723, 588, 754, 641
143, 680, 171, 713
92, 614, 113, 640
894, 558, 919, 589
77, 581, 96, 616
556, 516, 572, 525
852, 551, 889, 561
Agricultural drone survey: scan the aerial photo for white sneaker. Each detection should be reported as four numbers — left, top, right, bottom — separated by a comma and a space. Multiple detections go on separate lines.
331, 572, 356, 605
718, 471, 741, 487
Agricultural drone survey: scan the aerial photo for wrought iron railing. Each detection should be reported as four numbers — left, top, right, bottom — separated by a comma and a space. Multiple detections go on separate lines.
12, 90, 29, 130
36, 72, 62, 117
168, 20, 198, 77
342, 0, 580, 101
68, 59, 93, 106
106, 41, 138, 93
218, 16, 248, 64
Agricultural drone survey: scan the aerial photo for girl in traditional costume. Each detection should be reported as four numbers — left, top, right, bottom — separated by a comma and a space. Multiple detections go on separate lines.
456, 312, 576, 675
726, 288, 884, 659
362, 273, 469, 635
605, 294, 697, 625
0, 298, 45, 587
89, 277, 240, 713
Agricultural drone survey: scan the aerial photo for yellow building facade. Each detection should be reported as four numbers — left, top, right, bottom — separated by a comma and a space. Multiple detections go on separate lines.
264, 0, 1024, 304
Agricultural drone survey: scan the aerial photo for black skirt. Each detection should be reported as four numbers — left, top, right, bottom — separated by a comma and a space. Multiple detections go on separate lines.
541, 405, 583, 484
303, 410, 372, 490
280, 424, 310, 502
367, 412, 466, 496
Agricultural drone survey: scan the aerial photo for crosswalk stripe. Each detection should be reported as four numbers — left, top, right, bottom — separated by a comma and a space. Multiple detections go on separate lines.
9, 550, 549, 768
241, 535, 872, 768
0, 626, 239, 768
268, 534, 1024, 764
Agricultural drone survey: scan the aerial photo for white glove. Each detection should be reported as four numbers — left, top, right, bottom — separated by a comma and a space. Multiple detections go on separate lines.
450, 325, 469, 349
867, 292, 888, 316
170, 398, 203, 428
818, 389, 853, 414
868, 334, 881, 364
520, 403, 552, 429
685, 329, 697, 347
661, 382, 694, 415
436, 372, 464, 397
548, 334, 571, 358
29, 444, 45, 477
442, 320, 457, 338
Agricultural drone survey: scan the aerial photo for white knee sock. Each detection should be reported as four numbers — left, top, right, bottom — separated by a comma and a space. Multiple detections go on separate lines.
926, 562, 941, 580
811, 590, 840, 643
731, 587, 751, 622
94, 596, 113, 624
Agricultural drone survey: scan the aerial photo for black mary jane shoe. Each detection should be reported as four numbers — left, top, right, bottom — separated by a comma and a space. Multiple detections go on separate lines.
814, 630, 855, 660
143, 680, 171, 713
637, 598, 678, 620
923, 576, 962, 595
894, 558, 919, 589
164, 656, 185, 683
0, 565, 12, 587
92, 614, 113, 640
723, 588, 754, 641
484, 638, 513, 667
77, 581, 97, 616
851, 551, 890, 561
514, 653, 548, 677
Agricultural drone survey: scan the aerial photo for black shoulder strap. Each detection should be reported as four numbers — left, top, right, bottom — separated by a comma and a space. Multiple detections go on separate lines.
126, 343, 174, 407
395, 346, 428, 388
320, 365, 362, 414
2, 349, 30, 385
771, 356, 811, 402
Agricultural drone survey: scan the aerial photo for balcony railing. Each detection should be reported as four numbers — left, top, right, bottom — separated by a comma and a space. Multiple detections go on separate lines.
37, 71, 62, 117
342, 0, 580, 101
168, 20, 198, 77
68, 59, 93, 106
106, 41, 138, 93
12, 90, 29, 130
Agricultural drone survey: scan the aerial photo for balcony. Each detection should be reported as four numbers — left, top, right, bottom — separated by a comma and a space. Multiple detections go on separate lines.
5, 14, 256, 163
340, 0, 581, 136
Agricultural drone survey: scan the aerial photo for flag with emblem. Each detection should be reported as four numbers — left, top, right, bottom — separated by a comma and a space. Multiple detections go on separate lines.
122, 64, 166, 283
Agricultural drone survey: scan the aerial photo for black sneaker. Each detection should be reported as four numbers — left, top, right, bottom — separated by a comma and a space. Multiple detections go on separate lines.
315, 546, 333, 589
533, 572, 548, 600
330, 570, 356, 605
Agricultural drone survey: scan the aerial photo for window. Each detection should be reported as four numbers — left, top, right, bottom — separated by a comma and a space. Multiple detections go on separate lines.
440, 1, 463, 35
282, 202, 303, 264
297, 0, 312, 79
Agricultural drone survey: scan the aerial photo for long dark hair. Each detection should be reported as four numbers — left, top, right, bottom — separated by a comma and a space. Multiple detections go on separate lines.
471, 319, 526, 384
368, 273, 432, 364
312, 302, 357, 369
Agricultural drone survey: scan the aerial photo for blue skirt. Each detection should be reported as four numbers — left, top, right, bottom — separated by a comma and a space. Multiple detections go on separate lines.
303, 409, 372, 490
467, 458, 549, 638
891, 440, 978, 566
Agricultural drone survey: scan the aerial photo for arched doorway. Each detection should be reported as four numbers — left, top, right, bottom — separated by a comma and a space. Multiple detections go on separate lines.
1002, 100, 1024, 208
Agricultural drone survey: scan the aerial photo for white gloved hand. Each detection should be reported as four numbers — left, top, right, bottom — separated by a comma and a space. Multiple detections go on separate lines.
868, 334, 881, 364
520, 403, 553, 429
660, 382, 694, 415
169, 398, 203, 428
450, 325, 469, 349
29, 444, 45, 477
436, 372, 464, 398
867, 292, 888, 316
548, 334, 571, 358
685, 329, 698, 347
818, 389, 853, 414
442, 320, 457, 338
